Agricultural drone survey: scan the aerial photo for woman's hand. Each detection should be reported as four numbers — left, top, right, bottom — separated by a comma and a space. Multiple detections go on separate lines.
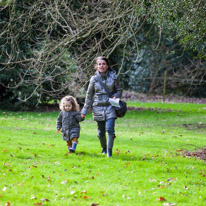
112, 96, 116, 99
81, 113, 86, 119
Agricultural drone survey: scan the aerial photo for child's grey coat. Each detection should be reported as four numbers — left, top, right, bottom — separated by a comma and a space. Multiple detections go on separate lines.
56, 111, 84, 141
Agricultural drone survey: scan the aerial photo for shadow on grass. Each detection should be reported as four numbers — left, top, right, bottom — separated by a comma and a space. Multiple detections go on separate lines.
64, 150, 139, 161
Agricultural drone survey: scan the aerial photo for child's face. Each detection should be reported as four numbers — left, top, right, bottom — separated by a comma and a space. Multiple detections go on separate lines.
64, 102, 72, 112
96, 59, 108, 74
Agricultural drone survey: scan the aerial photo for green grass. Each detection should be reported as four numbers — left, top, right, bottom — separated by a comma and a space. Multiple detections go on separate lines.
0, 101, 206, 206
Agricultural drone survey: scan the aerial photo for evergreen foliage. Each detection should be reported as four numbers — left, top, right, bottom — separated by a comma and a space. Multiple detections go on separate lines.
0, 0, 205, 109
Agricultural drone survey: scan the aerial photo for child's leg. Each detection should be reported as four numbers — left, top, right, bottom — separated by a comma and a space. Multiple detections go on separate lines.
66, 140, 73, 152
71, 137, 78, 152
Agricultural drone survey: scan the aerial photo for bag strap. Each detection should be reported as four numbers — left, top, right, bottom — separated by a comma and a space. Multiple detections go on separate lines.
95, 76, 113, 97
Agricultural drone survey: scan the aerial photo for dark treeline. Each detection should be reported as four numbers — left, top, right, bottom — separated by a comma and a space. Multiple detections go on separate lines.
0, 0, 206, 110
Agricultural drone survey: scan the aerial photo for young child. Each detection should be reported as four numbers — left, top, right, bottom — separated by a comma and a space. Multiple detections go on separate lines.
56, 95, 84, 153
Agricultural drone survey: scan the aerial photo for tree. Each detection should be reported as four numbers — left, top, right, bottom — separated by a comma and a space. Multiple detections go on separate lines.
149, 0, 206, 57
0, 0, 147, 108
111, 23, 206, 97
1, 0, 206, 110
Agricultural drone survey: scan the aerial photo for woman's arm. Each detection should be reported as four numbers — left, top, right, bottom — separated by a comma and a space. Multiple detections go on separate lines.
112, 77, 123, 98
81, 76, 95, 115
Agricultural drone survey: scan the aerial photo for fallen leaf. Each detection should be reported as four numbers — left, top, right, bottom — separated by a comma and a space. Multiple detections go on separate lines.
150, 188, 156, 190
61, 179, 69, 184
70, 191, 76, 195
199, 169, 205, 174
149, 178, 156, 182
18, 183, 23, 186
178, 192, 185, 196
115, 149, 120, 155
82, 196, 91, 199
163, 203, 177, 206
184, 185, 188, 190
5, 202, 10, 206
157, 197, 166, 201
91, 203, 99, 206
40, 199, 49, 202
124, 162, 131, 166
33, 203, 42, 205
81, 190, 87, 193
3, 163, 11, 167
167, 178, 177, 182
31, 195, 37, 200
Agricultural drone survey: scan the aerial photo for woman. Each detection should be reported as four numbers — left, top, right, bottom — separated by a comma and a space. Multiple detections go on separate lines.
81, 56, 122, 157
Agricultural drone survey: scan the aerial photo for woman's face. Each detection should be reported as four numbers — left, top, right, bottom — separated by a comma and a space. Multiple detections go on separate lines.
96, 59, 108, 74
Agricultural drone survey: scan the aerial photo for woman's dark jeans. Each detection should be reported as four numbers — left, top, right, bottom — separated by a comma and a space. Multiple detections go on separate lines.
97, 118, 115, 137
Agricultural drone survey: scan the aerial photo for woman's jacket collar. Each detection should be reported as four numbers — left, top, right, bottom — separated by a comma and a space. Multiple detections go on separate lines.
95, 69, 117, 80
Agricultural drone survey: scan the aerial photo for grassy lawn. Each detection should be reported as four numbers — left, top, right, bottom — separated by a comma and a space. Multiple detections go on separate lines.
0, 102, 206, 206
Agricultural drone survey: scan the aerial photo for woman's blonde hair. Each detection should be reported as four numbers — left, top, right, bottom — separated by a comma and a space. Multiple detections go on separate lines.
59, 95, 80, 112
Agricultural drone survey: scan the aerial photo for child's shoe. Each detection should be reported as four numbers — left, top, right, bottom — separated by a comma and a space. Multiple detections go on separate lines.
68, 147, 75, 153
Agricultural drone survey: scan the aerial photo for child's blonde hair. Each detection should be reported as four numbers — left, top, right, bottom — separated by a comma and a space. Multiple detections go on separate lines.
60, 95, 80, 112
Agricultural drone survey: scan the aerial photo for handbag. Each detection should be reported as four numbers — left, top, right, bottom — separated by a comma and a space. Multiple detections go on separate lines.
115, 100, 127, 117
95, 76, 127, 118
